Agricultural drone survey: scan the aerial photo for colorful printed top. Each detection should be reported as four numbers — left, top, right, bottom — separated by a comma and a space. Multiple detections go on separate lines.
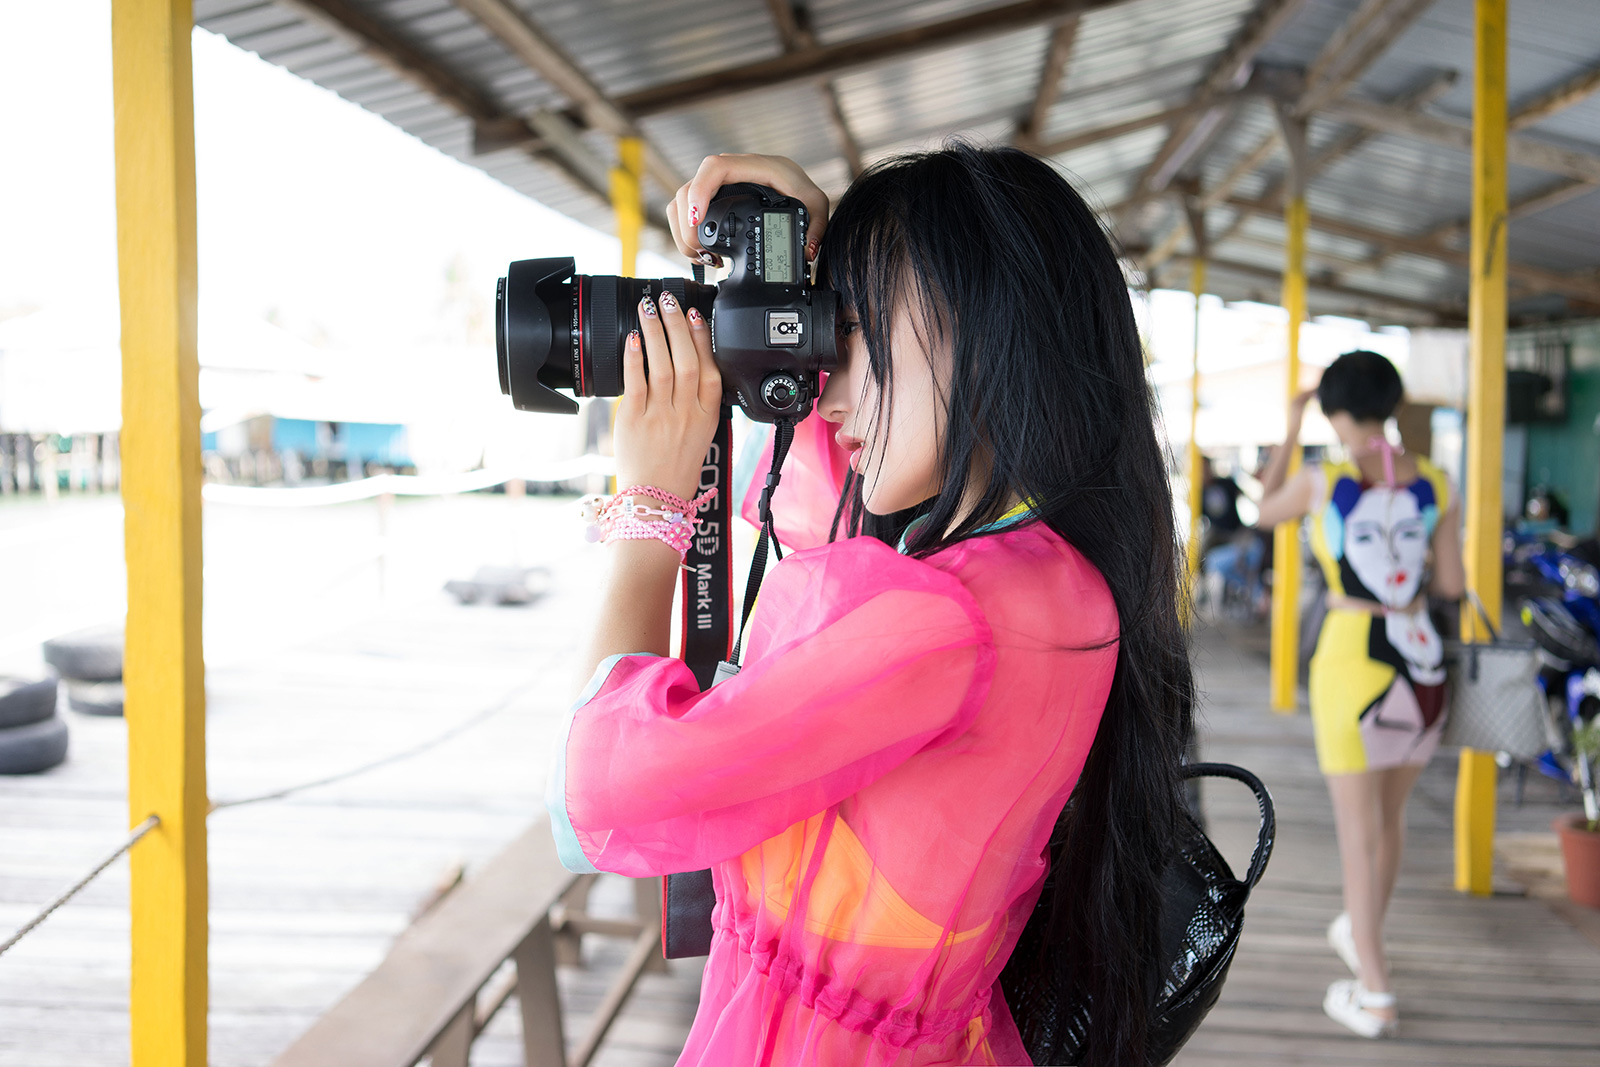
1305, 453, 1452, 773
549, 413, 1118, 1065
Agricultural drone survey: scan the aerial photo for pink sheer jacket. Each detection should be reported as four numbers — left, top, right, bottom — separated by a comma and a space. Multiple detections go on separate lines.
549, 412, 1118, 1066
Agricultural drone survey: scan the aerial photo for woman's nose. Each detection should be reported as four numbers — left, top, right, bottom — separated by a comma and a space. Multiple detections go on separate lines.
817, 373, 848, 423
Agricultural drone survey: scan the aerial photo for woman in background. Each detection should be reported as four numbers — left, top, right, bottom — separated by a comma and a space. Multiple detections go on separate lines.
1257, 351, 1464, 1039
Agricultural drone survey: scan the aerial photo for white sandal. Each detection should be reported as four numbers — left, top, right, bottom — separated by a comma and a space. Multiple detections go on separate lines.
1327, 912, 1360, 977
1323, 979, 1397, 1038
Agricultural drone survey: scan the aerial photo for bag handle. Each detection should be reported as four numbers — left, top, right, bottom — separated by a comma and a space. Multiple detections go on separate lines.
1463, 588, 1500, 644
1183, 762, 1275, 890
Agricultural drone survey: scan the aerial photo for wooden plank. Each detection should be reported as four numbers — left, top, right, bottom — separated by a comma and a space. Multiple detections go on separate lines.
109, 2, 208, 1064
268, 823, 579, 1067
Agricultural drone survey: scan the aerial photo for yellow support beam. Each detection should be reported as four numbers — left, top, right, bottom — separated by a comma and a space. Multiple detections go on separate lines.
1269, 192, 1308, 713
112, 1, 208, 1062
611, 137, 644, 275
1456, 0, 1508, 898
1185, 259, 1207, 599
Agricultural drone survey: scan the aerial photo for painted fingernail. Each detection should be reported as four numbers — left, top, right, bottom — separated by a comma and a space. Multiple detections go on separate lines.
627, 329, 641, 348
689, 205, 700, 226
641, 294, 657, 318
698, 251, 721, 267
805, 239, 818, 261
659, 290, 679, 313
687, 307, 704, 326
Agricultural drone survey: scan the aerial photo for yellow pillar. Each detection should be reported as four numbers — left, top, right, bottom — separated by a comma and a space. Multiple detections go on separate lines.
1456, 0, 1508, 897
1269, 193, 1308, 712
112, 2, 208, 1062
610, 137, 644, 275
1185, 260, 1206, 594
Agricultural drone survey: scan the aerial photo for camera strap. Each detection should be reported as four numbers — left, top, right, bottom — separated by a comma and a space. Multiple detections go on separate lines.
714, 418, 796, 682
678, 412, 734, 690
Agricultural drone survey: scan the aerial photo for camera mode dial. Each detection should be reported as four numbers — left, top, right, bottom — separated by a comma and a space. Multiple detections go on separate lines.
760, 374, 804, 415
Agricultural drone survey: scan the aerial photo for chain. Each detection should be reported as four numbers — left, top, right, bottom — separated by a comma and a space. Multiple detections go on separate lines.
0, 815, 159, 958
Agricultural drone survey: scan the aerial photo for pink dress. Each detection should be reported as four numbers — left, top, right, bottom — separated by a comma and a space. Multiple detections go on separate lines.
549, 414, 1118, 1066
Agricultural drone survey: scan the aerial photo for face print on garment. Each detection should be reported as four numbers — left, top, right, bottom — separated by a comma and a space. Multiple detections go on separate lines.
1343, 488, 1428, 610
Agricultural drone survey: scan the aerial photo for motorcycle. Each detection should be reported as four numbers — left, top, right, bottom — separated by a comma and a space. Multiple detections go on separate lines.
1507, 534, 1600, 820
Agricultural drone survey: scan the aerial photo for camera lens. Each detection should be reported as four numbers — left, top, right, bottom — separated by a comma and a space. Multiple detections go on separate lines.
496, 257, 717, 415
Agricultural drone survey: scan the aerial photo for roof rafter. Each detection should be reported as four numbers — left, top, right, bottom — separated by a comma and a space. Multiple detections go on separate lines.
766, 0, 864, 179
1510, 59, 1600, 131
613, 0, 1139, 117
1118, 0, 1308, 213
1017, 15, 1082, 146
450, 0, 685, 194
1166, 252, 1462, 320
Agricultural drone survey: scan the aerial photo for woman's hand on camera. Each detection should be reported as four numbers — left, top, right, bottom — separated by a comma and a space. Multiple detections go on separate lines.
613, 290, 722, 503
666, 154, 829, 267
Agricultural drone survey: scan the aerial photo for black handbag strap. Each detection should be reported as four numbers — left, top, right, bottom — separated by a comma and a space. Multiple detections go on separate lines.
1463, 588, 1501, 644
1182, 762, 1275, 890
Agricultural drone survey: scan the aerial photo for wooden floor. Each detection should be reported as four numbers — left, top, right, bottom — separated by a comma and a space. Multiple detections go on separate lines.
0, 494, 703, 1067
4, 493, 1599, 1065
1176, 619, 1600, 1066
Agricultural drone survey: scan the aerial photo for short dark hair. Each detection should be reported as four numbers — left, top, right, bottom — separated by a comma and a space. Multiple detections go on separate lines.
1317, 349, 1403, 422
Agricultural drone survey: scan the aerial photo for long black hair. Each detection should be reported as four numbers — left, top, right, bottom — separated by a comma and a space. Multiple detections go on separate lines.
817, 143, 1195, 1067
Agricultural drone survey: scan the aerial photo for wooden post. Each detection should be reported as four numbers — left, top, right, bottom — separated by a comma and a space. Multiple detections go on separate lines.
1269, 106, 1309, 713
513, 920, 567, 1067
112, 0, 208, 1062
1457, 0, 1508, 898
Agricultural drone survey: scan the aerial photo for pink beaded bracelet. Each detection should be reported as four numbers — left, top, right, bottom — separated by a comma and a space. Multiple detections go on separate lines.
579, 486, 717, 560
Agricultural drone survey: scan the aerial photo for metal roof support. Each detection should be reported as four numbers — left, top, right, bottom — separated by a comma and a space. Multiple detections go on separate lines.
1032, 103, 1201, 157
1204, 69, 1458, 256
1268, 103, 1307, 714
110, 0, 209, 1062
280, 0, 617, 201
1321, 97, 1600, 184
1220, 193, 1600, 304
1140, 0, 1439, 273
1183, 197, 1208, 603
449, 0, 685, 195
1167, 254, 1460, 319
1017, 15, 1082, 147
614, 0, 1138, 118
1456, 0, 1508, 901
1116, 0, 1308, 219
1510, 57, 1600, 131
765, 0, 863, 180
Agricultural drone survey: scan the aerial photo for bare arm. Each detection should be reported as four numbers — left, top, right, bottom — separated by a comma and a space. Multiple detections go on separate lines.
1429, 495, 1466, 599
575, 287, 722, 691
1258, 387, 1317, 498
1254, 388, 1319, 529
1256, 467, 1317, 530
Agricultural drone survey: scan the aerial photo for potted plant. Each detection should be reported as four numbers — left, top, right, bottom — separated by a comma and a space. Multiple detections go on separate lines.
1555, 718, 1600, 909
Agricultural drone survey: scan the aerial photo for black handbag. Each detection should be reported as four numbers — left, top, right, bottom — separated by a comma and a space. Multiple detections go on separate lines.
1014, 761, 1276, 1065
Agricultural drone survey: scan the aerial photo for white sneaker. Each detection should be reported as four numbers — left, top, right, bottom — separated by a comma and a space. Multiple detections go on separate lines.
1327, 912, 1360, 976
1323, 979, 1397, 1038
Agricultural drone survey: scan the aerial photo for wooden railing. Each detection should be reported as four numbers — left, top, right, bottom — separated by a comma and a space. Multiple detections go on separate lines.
269, 822, 665, 1067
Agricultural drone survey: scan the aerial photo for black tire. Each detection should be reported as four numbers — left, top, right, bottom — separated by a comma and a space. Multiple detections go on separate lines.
66, 681, 124, 718
0, 715, 69, 775
0, 677, 59, 729
43, 627, 124, 682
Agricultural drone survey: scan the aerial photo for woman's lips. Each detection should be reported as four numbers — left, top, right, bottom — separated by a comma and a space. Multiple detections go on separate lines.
836, 432, 865, 472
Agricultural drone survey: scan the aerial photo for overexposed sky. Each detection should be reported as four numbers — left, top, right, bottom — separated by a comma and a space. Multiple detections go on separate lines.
0, 0, 678, 354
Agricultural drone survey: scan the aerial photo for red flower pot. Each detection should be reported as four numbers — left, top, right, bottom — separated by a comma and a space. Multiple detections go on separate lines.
1554, 814, 1600, 910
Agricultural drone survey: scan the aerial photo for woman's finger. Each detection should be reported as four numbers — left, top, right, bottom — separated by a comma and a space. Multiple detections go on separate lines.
685, 154, 829, 257
687, 305, 720, 413
619, 328, 645, 412
657, 290, 698, 406
637, 292, 674, 406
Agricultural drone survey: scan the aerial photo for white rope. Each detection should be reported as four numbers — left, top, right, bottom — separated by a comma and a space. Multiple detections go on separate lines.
0, 815, 159, 958
201, 455, 615, 507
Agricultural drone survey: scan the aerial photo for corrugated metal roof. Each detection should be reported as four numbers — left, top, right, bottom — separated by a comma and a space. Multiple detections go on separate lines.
193, 0, 1600, 324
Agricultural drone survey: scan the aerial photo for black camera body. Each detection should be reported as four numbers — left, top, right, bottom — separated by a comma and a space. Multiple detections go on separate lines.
496, 183, 839, 423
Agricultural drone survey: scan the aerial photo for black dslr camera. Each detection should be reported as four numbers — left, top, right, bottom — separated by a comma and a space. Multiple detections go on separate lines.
496, 183, 839, 423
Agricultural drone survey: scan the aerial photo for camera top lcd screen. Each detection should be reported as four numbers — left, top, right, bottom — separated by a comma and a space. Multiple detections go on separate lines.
763, 212, 795, 284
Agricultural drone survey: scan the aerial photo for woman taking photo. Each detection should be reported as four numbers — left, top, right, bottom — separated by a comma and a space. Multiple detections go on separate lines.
547, 145, 1194, 1066
1256, 351, 1464, 1039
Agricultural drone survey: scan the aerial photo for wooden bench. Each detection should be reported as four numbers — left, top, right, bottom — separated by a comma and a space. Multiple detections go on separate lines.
270, 820, 665, 1067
